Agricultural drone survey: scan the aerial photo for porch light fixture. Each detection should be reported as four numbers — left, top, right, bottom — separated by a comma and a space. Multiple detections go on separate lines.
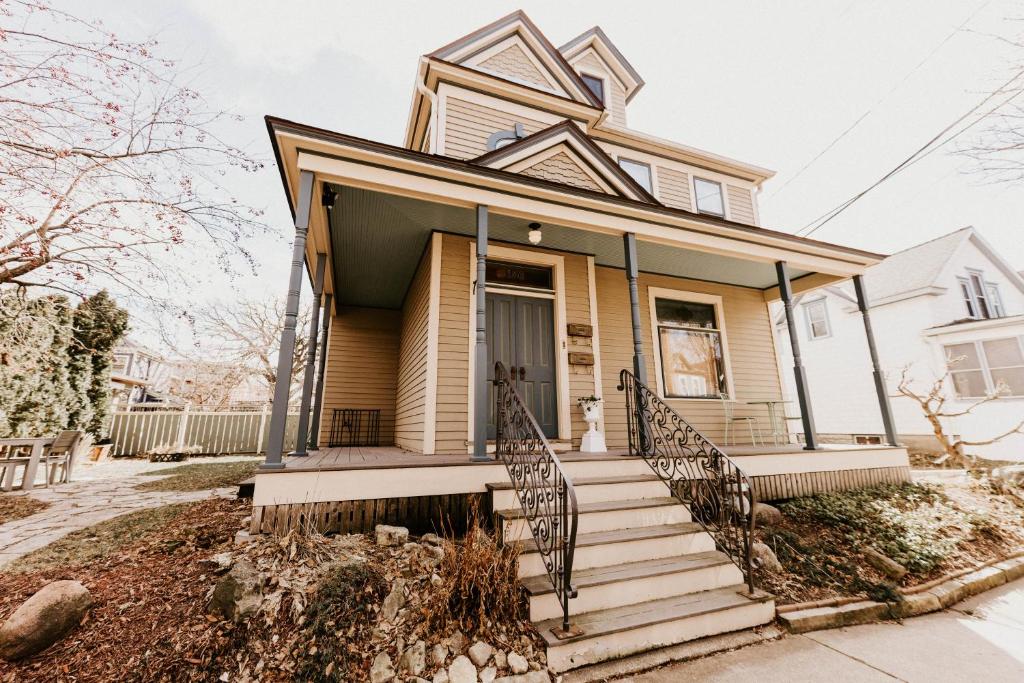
528, 222, 542, 245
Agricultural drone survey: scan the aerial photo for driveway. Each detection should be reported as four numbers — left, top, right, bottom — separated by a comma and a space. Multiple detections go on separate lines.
622, 577, 1024, 682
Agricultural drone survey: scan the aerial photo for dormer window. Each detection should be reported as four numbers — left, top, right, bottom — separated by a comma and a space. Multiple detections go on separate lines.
618, 158, 652, 192
960, 270, 1004, 320
694, 177, 725, 217
580, 73, 605, 104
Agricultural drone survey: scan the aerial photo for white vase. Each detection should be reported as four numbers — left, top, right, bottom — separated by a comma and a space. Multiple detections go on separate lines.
579, 401, 607, 453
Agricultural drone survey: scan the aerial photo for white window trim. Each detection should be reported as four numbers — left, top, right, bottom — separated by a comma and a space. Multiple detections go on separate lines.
466, 242, 571, 447
944, 336, 1024, 399
647, 286, 735, 401
958, 276, 979, 319
692, 176, 728, 219
803, 298, 831, 340
617, 157, 653, 194
987, 282, 1005, 317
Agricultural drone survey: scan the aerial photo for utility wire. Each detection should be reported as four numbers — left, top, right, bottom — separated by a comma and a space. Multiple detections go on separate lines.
797, 66, 1024, 238
764, 1, 990, 203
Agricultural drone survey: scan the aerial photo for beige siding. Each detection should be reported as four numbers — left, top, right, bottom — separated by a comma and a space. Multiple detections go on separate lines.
436, 234, 471, 453
519, 150, 603, 191
318, 307, 401, 446
475, 43, 551, 90
573, 51, 627, 126
727, 185, 757, 225
595, 267, 781, 449
394, 244, 432, 451
442, 98, 549, 160
657, 166, 692, 210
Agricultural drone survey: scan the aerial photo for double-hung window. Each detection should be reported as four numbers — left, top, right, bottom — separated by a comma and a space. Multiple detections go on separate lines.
804, 299, 830, 339
945, 338, 1024, 398
959, 270, 1004, 319
654, 298, 726, 398
694, 177, 725, 216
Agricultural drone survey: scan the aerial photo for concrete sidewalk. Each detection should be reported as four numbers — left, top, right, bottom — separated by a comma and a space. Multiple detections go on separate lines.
621, 577, 1024, 682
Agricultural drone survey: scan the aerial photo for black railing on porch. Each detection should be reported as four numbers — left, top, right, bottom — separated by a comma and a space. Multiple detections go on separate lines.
327, 408, 381, 448
618, 369, 758, 593
494, 361, 579, 635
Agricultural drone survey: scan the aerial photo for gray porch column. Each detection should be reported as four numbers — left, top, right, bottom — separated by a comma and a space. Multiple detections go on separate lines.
472, 205, 490, 462
776, 261, 819, 450
292, 252, 327, 456
623, 233, 647, 383
309, 293, 333, 450
853, 275, 899, 446
264, 170, 316, 469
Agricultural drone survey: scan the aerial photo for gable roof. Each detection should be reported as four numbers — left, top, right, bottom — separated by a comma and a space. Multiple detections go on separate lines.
472, 120, 658, 202
429, 10, 603, 108
559, 26, 644, 103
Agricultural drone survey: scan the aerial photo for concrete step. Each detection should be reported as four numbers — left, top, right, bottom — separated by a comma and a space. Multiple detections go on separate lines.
539, 585, 775, 672
496, 497, 690, 542
558, 456, 653, 480
513, 522, 715, 579
488, 474, 666, 508
523, 551, 743, 621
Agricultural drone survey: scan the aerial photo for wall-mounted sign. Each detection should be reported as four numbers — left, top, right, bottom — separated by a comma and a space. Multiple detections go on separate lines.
568, 352, 595, 366
567, 323, 593, 337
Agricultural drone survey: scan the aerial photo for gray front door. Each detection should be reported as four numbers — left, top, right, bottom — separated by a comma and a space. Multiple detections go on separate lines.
486, 293, 558, 439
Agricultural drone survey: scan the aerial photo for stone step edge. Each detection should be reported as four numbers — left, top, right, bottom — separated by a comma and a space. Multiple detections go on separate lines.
510, 522, 706, 555
486, 474, 661, 491
779, 555, 1024, 633
521, 550, 731, 596
495, 497, 680, 520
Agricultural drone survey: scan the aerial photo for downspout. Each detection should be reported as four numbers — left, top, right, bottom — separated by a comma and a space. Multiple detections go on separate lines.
415, 61, 439, 154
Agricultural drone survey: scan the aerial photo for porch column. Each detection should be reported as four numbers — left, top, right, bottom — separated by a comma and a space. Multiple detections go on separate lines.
264, 169, 315, 469
309, 293, 333, 450
623, 233, 647, 383
853, 275, 899, 445
472, 205, 490, 462
775, 261, 819, 450
292, 252, 327, 457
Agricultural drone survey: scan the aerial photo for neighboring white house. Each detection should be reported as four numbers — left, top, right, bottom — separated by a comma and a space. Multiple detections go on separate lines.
773, 227, 1024, 460
110, 340, 172, 404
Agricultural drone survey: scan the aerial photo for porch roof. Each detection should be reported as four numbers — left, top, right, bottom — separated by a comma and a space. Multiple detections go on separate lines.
266, 116, 886, 309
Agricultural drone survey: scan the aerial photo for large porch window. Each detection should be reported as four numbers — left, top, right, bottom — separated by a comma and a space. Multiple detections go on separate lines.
653, 297, 727, 399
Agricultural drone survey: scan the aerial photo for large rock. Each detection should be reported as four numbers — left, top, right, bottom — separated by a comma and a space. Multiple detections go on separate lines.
380, 579, 407, 622
751, 541, 783, 573
753, 502, 783, 527
371, 651, 396, 683
448, 655, 478, 683
0, 581, 92, 661
468, 640, 493, 667
400, 639, 427, 676
506, 651, 529, 675
864, 547, 907, 580
208, 558, 262, 623
376, 524, 410, 547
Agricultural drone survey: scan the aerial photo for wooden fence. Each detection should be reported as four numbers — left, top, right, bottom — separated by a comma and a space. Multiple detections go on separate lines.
107, 405, 300, 456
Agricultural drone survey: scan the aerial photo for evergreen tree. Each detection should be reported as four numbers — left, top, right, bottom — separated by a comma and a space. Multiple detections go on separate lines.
71, 291, 129, 437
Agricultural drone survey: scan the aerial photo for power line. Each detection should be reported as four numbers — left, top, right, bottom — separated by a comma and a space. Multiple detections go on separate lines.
764, 0, 991, 203
797, 66, 1024, 238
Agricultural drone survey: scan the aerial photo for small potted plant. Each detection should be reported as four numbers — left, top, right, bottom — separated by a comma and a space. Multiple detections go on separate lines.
577, 395, 606, 453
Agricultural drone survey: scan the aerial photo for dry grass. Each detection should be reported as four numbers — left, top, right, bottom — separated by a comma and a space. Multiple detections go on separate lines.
134, 459, 260, 492
0, 495, 49, 525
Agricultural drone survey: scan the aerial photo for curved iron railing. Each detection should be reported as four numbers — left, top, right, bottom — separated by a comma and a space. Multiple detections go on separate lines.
618, 369, 757, 592
494, 361, 579, 634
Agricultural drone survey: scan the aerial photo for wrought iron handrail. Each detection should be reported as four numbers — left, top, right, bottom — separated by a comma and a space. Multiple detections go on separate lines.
494, 361, 579, 634
618, 369, 758, 592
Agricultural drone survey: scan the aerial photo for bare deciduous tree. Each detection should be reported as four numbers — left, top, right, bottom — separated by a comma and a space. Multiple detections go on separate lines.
896, 362, 1024, 467
0, 0, 265, 294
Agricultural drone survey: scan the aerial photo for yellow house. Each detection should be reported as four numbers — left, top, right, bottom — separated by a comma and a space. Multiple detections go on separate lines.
253, 11, 911, 669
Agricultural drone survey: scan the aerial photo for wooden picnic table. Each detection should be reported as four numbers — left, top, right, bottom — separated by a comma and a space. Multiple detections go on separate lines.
0, 437, 55, 492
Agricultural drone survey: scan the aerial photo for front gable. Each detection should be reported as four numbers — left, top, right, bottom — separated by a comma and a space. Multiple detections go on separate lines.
473, 121, 657, 202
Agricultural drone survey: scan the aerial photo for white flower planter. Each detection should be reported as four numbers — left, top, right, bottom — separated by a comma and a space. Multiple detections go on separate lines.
578, 400, 607, 453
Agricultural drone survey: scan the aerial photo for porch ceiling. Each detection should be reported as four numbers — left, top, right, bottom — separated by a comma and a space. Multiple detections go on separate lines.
329, 185, 811, 309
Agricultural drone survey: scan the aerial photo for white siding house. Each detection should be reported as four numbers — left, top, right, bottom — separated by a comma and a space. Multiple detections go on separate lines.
773, 227, 1024, 460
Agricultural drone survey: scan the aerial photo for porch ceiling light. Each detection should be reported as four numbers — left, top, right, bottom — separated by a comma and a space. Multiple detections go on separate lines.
528, 222, 543, 245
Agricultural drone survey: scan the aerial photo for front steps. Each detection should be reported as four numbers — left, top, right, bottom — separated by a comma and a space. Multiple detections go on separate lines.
488, 460, 774, 672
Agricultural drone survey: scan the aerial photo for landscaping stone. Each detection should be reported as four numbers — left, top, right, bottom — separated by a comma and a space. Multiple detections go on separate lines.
380, 578, 407, 622
891, 591, 941, 618
448, 654, 478, 683
208, 558, 262, 623
863, 547, 907, 580
375, 524, 409, 547
468, 640, 493, 666
751, 541, 783, 573
0, 580, 92, 661
432, 642, 449, 667
432, 671, 450, 683
446, 630, 467, 654
400, 639, 426, 676
506, 651, 529, 674
370, 651, 396, 683
481, 666, 497, 683
779, 600, 889, 633
493, 649, 507, 670
421, 532, 442, 545
753, 502, 783, 527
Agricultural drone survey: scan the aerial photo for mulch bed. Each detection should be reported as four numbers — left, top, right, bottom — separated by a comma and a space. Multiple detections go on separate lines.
0, 497, 49, 526
0, 498, 251, 683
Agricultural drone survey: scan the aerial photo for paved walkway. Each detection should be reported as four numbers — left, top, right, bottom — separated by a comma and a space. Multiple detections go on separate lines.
624, 577, 1024, 682
0, 456, 258, 568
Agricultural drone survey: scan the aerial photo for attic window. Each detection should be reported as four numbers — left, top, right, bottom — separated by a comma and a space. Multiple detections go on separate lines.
580, 73, 604, 104
618, 158, 652, 192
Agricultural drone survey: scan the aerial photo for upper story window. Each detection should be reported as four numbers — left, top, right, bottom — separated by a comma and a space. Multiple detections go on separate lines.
694, 177, 725, 216
580, 73, 605, 104
618, 158, 652, 192
945, 338, 1024, 398
804, 299, 831, 339
959, 270, 1004, 320
654, 297, 726, 399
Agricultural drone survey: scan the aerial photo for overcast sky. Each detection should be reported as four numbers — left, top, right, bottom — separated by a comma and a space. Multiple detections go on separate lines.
70, 0, 1024, 342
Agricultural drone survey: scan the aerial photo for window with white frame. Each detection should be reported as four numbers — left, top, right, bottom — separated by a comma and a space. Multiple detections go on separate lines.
618, 158, 652, 193
987, 283, 1006, 317
654, 297, 727, 398
944, 337, 1024, 398
693, 177, 725, 216
803, 299, 830, 339
959, 270, 1004, 320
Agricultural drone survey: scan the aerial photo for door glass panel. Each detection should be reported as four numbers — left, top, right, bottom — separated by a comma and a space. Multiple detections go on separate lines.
486, 260, 553, 290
